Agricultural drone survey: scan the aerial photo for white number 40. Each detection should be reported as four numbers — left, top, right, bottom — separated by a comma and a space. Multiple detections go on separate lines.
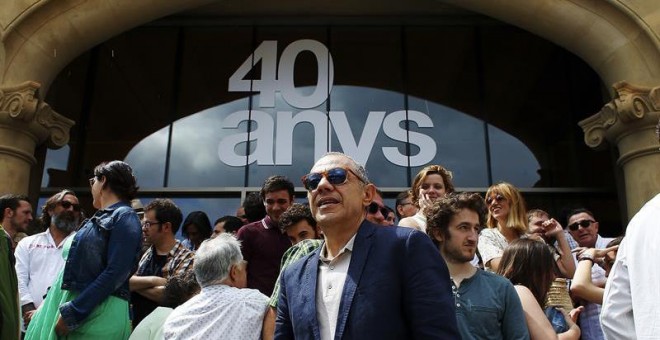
228, 39, 334, 109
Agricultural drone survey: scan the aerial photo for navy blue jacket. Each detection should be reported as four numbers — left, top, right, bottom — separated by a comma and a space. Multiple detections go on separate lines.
275, 220, 460, 339
60, 202, 142, 330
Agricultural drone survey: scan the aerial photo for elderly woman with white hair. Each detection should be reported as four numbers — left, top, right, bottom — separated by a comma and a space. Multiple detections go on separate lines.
163, 233, 268, 340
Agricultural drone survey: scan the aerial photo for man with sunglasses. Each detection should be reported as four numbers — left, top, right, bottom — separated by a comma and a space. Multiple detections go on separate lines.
14, 190, 75, 330
275, 152, 459, 339
395, 190, 417, 220
129, 198, 194, 328
365, 189, 390, 226
566, 208, 613, 340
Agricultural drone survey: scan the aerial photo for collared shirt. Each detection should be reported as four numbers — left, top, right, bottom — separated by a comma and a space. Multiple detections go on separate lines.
568, 234, 613, 340
129, 306, 173, 340
316, 234, 355, 340
14, 229, 74, 308
236, 216, 291, 296
269, 238, 323, 307
453, 270, 529, 340
136, 240, 194, 278
602, 193, 660, 339
563, 229, 579, 250
163, 284, 268, 340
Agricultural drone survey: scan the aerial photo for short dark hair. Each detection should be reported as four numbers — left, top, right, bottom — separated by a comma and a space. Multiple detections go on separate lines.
182, 211, 212, 240
40, 190, 77, 229
214, 216, 243, 234
243, 192, 266, 222
92, 161, 139, 201
163, 271, 200, 308
395, 190, 412, 219
279, 203, 316, 234
261, 175, 294, 201
0, 194, 30, 220
566, 208, 595, 226
144, 199, 183, 235
426, 192, 487, 247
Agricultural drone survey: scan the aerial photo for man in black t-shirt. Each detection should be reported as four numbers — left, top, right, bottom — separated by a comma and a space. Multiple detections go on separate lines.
129, 199, 194, 327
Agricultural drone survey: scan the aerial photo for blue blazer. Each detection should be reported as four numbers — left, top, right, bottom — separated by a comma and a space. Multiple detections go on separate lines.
275, 220, 460, 340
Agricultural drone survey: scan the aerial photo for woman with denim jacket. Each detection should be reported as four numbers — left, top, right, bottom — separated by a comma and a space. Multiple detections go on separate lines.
26, 161, 142, 340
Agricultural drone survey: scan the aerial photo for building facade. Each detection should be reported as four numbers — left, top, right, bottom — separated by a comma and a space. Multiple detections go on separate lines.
0, 1, 658, 232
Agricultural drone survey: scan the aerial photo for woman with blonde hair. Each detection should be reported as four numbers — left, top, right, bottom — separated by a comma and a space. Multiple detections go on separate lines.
478, 182, 528, 271
398, 164, 454, 233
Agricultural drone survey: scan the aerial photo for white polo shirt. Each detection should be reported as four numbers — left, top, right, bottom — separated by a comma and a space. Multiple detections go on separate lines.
14, 229, 74, 307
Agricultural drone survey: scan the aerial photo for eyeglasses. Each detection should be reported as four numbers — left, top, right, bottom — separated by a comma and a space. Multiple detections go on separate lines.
88, 177, 96, 186
141, 220, 161, 228
368, 202, 389, 217
399, 202, 413, 207
485, 194, 506, 206
59, 201, 81, 212
301, 167, 365, 191
568, 219, 595, 231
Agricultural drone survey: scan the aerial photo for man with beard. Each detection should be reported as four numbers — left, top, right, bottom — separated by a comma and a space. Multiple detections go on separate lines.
14, 190, 78, 328
129, 198, 194, 327
426, 192, 528, 340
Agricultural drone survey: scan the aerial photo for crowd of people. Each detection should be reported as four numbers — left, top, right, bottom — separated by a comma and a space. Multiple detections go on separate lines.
0, 148, 658, 339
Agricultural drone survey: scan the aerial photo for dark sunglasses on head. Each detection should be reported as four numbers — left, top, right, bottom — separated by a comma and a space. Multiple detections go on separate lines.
301, 167, 365, 191
59, 201, 81, 212
368, 202, 389, 217
485, 194, 506, 205
568, 219, 595, 231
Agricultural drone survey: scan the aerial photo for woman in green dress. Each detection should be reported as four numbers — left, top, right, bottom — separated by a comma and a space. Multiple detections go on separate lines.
26, 161, 142, 339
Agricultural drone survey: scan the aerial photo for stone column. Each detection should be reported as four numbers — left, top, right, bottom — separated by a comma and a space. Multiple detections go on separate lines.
580, 81, 660, 219
0, 81, 74, 195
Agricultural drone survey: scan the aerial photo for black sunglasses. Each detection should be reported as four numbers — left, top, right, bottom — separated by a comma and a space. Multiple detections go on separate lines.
368, 202, 389, 217
485, 194, 506, 205
59, 201, 81, 212
568, 219, 595, 231
301, 167, 365, 191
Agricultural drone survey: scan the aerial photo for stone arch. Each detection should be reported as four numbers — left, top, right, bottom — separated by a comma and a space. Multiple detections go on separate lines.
441, 0, 660, 90
2, 1, 658, 95
0, 0, 215, 94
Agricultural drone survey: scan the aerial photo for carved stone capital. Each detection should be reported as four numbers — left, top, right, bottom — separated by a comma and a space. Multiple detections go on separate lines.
0, 81, 74, 148
579, 81, 660, 149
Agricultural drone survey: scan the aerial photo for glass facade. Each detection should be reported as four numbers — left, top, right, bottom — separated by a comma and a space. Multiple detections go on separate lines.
39, 22, 623, 235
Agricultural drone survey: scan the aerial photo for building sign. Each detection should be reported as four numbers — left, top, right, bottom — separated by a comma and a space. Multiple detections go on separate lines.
125, 38, 539, 188
218, 39, 436, 167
